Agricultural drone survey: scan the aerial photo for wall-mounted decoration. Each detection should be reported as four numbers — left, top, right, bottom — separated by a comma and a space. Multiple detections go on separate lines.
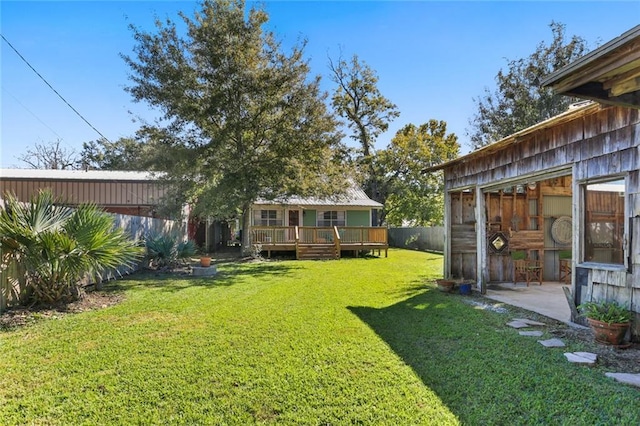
551, 216, 572, 245
488, 232, 509, 254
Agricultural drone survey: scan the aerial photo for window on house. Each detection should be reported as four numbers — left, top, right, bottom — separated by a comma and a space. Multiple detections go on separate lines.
317, 210, 345, 227
584, 178, 626, 265
253, 209, 283, 226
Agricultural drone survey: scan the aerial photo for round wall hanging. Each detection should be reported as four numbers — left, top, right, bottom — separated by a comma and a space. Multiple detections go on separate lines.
551, 216, 572, 245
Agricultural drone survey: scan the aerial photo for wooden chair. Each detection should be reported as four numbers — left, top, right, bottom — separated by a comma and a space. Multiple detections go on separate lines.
558, 250, 572, 284
511, 250, 543, 286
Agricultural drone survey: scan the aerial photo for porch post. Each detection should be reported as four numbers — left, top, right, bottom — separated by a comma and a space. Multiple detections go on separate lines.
443, 188, 452, 279
475, 185, 487, 293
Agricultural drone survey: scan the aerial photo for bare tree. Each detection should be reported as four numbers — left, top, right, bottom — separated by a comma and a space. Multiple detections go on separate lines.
18, 139, 80, 170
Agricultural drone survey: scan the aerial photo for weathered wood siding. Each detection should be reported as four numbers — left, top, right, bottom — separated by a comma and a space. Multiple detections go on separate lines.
442, 104, 640, 337
449, 191, 476, 280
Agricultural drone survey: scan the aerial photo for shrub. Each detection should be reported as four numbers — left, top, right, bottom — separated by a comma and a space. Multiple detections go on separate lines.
0, 190, 143, 304
578, 301, 632, 325
145, 233, 197, 269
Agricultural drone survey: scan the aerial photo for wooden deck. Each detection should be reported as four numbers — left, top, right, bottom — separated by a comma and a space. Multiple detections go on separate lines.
250, 226, 388, 260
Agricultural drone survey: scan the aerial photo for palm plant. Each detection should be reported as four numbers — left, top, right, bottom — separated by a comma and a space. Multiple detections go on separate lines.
0, 190, 143, 304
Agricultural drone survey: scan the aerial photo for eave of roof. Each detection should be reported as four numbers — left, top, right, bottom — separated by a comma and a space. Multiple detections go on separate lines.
541, 25, 640, 90
254, 186, 383, 208
0, 168, 159, 182
423, 101, 600, 173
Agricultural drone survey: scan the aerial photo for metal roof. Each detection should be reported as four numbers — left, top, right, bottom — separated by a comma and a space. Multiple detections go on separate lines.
0, 168, 158, 182
254, 186, 383, 208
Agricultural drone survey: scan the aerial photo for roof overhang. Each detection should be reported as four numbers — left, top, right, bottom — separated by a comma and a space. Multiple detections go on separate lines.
0, 168, 159, 182
541, 25, 640, 109
424, 101, 601, 173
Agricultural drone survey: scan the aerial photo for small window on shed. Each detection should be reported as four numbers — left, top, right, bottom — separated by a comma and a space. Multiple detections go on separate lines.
583, 179, 626, 265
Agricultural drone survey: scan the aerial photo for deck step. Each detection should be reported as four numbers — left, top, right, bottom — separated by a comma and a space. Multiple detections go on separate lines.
297, 244, 338, 260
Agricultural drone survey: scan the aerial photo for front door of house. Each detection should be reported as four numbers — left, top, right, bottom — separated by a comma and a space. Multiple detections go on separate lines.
288, 210, 300, 226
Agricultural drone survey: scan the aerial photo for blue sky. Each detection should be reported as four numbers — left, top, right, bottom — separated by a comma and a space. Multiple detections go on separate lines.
1, 1, 639, 168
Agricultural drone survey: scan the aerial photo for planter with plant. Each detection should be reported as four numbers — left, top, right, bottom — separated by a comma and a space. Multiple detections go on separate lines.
578, 300, 632, 345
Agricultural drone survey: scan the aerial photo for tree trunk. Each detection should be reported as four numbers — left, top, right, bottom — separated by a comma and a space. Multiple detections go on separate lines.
241, 206, 252, 257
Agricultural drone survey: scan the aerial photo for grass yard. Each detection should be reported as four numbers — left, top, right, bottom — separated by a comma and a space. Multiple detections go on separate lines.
1, 249, 638, 424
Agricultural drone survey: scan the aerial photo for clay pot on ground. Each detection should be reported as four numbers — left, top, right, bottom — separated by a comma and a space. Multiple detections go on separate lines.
200, 256, 212, 267
586, 318, 629, 345
436, 279, 456, 293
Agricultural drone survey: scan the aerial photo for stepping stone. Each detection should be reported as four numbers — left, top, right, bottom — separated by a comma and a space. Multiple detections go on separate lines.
507, 320, 531, 329
512, 318, 546, 326
564, 352, 597, 365
538, 338, 565, 347
519, 331, 544, 337
605, 373, 640, 388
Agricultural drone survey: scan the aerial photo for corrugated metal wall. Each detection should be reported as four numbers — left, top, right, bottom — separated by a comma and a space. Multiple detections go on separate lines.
0, 179, 165, 206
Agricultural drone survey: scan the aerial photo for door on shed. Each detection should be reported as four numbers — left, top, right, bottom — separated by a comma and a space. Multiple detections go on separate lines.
450, 191, 477, 280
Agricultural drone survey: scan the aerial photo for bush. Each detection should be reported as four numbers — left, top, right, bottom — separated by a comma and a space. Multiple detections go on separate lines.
145, 234, 197, 269
578, 301, 632, 325
0, 190, 143, 304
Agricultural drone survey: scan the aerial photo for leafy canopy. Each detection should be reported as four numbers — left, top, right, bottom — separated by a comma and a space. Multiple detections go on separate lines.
378, 121, 459, 226
467, 22, 589, 149
122, 0, 348, 239
80, 137, 150, 171
329, 54, 400, 159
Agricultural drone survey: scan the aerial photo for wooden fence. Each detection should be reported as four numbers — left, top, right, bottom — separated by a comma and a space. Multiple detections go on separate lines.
388, 226, 444, 253
1, 213, 187, 312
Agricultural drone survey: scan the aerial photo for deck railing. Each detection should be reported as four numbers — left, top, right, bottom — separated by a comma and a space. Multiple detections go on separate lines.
250, 226, 387, 246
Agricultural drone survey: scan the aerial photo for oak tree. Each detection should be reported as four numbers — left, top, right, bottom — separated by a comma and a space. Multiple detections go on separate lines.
123, 0, 347, 251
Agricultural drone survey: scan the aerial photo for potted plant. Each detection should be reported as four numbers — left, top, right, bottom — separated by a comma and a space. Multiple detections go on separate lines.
578, 300, 632, 345
198, 246, 211, 267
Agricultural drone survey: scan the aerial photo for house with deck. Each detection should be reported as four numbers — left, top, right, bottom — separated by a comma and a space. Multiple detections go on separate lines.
427, 25, 640, 339
249, 186, 388, 259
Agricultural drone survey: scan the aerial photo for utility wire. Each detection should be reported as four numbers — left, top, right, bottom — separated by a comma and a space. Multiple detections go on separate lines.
1, 33, 111, 142
2, 86, 64, 140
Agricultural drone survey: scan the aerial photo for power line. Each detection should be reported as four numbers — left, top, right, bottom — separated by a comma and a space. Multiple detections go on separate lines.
1, 33, 111, 142
2, 86, 64, 140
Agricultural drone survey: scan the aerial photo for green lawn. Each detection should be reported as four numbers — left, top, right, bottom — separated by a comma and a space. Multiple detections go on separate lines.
1, 249, 638, 424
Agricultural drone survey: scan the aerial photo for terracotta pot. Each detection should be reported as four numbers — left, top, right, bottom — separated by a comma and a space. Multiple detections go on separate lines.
436, 279, 456, 293
200, 256, 211, 267
586, 318, 629, 345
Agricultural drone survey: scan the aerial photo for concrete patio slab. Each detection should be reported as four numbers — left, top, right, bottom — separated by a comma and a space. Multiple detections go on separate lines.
485, 282, 572, 324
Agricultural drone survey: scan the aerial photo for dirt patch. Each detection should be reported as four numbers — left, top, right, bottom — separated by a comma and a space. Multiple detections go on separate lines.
548, 324, 640, 373
0, 291, 124, 331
